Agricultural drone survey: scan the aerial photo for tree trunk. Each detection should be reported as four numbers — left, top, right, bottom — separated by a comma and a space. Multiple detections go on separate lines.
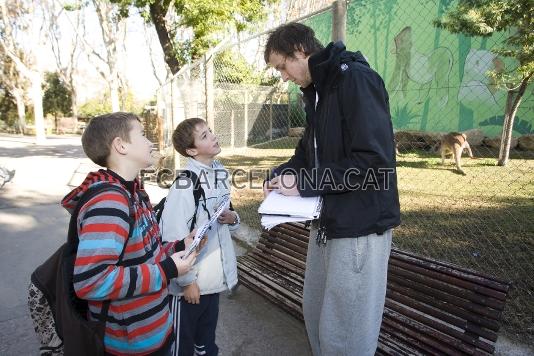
30, 72, 46, 142
497, 74, 531, 166
110, 77, 120, 112
71, 90, 79, 130
149, 1, 181, 75
13, 88, 26, 134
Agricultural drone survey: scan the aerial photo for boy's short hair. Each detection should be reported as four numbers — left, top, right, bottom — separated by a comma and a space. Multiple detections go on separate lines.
264, 23, 324, 63
172, 118, 206, 157
81, 112, 140, 167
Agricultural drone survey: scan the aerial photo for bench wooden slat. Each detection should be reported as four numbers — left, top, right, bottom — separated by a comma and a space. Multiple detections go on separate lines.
391, 250, 510, 293
240, 255, 303, 290
259, 238, 307, 262
262, 230, 310, 251
262, 234, 308, 257
248, 249, 305, 277
385, 299, 495, 353
388, 279, 500, 332
238, 258, 303, 301
265, 227, 310, 247
383, 308, 490, 356
381, 317, 448, 355
255, 243, 306, 269
246, 254, 304, 284
239, 276, 303, 320
389, 257, 507, 301
263, 227, 310, 245
275, 222, 311, 239
378, 330, 427, 356
263, 232, 309, 251
386, 289, 498, 343
388, 270, 504, 320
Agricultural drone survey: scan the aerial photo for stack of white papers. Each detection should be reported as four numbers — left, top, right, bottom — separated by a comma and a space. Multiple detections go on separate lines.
258, 192, 322, 230
183, 195, 230, 259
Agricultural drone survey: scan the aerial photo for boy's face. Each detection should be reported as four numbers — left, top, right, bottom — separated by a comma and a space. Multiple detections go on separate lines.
268, 50, 312, 88
186, 123, 221, 159
124, 119, 155, 168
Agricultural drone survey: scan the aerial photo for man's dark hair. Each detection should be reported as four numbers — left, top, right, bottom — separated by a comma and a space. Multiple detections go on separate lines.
264, 23, 324, 63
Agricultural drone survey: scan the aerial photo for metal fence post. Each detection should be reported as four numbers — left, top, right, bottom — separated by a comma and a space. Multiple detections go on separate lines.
205, 53, 215, 132
244, 90, 249, 147
230, 109, 235, 149
269, 96, 273, 141
332, 0, 347, 43
287, 92, 291, 129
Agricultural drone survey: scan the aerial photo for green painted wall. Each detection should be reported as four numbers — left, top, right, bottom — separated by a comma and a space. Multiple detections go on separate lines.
303, 0, 533, 136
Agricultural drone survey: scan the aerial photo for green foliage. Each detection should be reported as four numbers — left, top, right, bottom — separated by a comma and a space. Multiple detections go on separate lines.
120, 90, 144, 114
43, 72, 72, 118
215, 50, 278, 85
173, 0, 276, 62
434, 0, 533, 79
0, 89, 18, 128
79, 90, 144, 118
113, 0, 277, 66
79, 96, 112, 118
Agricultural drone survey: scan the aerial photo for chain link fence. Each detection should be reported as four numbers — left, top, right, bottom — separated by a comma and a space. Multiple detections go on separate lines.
151, 0, 534, 345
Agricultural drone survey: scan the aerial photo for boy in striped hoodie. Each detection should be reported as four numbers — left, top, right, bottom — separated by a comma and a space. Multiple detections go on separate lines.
62, 112, 197, 355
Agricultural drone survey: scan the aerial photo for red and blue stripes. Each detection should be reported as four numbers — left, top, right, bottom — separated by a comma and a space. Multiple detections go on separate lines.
62, 170, 181, 355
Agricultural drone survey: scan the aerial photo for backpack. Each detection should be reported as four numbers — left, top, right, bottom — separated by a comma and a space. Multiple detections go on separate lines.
29, 184, 134, 356
153, 170, 209, 232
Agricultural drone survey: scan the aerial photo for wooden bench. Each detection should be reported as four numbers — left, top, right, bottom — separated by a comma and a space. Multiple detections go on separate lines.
237, 223, 511, 355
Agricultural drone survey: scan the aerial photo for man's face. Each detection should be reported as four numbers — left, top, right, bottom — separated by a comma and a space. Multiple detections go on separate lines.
268, 51, 312, 88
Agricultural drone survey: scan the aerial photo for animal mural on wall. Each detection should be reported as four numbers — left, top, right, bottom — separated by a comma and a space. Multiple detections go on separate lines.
388, 26, 454, 107
458, 49, 506, 112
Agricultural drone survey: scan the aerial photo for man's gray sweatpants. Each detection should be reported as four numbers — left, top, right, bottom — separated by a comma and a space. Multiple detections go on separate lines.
303, 228, 392, 356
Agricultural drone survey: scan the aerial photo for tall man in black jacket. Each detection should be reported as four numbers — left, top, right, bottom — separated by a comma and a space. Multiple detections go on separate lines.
263, 23, 401, 355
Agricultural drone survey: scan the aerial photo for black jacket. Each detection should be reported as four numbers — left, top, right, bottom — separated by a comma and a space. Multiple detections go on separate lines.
272, 42, 401, 239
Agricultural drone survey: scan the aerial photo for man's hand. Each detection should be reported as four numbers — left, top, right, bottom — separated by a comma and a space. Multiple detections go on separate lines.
218, 209, 237, 225
269, 175, 300, 196
170, 250, 197, 276
183, 282, 200, 304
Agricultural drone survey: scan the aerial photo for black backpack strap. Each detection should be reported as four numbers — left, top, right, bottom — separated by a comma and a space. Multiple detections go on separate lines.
154, 170, 208, 233
153, 196, 167, 224
178, 170, 209, 233
70, 183, 135, 321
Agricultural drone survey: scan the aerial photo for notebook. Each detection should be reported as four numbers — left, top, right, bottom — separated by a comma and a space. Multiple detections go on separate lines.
182, 195, 230, 258
258, 192, 322, 229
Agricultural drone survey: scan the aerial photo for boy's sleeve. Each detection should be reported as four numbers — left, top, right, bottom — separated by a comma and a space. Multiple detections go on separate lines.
161, 239, 186, 255
73, 190, 178, 301
159, 180, 198, 287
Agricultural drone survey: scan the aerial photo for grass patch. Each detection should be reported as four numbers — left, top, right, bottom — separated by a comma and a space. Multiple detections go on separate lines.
219, 146, 534, 344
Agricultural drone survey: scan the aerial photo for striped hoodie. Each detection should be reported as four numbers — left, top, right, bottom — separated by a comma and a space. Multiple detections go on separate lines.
62, 169, 183, 355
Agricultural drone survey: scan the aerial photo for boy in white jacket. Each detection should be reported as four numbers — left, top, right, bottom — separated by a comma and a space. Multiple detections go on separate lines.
160, 118, 239, 356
